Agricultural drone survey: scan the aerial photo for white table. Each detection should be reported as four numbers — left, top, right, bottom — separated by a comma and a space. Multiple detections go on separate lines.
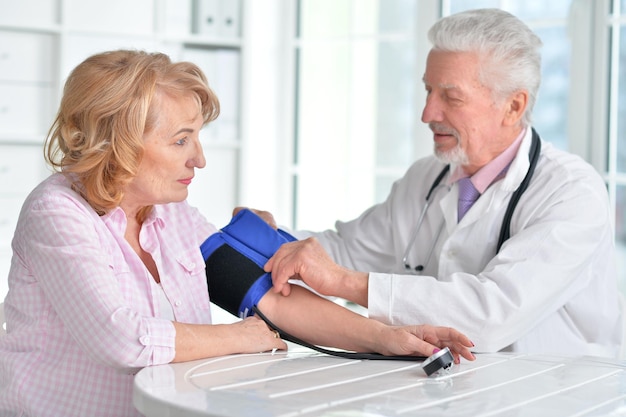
133, 344, 626, 417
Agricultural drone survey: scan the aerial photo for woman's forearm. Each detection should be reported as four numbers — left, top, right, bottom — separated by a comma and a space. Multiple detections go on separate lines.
257, 284, 386, 353
172, 318, 287, 363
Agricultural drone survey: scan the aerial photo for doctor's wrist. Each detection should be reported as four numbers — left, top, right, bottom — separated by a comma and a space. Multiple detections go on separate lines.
337, 269, 369, 308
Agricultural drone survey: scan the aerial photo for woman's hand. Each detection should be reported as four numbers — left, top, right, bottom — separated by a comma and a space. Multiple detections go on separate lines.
231, 315, 288, 354
375, 325, 475, 363
172, 316, 287, 362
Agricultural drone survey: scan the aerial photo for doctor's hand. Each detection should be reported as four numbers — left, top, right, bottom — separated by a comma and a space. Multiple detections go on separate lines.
232, 206, 277, 229
264, 238, 369, 307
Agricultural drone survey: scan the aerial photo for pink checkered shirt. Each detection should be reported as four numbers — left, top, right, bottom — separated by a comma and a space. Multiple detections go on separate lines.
0, 174, 217, 416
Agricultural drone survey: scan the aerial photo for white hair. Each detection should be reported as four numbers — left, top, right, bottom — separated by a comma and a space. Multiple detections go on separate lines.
428, 8, 542, 126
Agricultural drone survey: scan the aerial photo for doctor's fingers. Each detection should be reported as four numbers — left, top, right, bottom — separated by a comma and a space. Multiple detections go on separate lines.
265, 241, 309, 296
265, 238, 337, 296
232, 206, 278, 229
264, 249, 295, 296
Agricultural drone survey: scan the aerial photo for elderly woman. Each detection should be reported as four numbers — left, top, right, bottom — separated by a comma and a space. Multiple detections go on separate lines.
0, 50, 474, 417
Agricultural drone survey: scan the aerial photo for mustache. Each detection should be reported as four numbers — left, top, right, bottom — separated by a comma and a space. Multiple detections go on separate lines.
429, 123, 458, 137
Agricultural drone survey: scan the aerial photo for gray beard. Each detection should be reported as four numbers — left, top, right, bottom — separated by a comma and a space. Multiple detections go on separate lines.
434, 144, 469, 166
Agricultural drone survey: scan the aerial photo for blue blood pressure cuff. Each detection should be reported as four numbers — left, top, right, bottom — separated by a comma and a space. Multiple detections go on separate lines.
200, 209, 297, 318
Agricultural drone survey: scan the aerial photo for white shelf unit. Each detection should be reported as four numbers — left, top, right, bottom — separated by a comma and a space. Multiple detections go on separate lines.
0, 0, 246, 300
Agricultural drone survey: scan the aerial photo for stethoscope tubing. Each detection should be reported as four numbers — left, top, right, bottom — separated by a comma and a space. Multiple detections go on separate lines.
401, 200, 430, 269
402, 165, 451, 273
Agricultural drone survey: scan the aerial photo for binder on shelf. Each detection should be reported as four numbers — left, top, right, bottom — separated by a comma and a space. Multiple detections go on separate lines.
192, 0, 241, 38
213, 49, 240, 142
217, 0, 241, 38
192, 0, 219, 36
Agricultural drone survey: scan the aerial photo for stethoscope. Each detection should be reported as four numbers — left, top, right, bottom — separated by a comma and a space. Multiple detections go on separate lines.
402, 128, 542, 274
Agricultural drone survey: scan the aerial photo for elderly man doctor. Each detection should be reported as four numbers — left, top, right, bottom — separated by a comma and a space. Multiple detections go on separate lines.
259, 8, 622, 358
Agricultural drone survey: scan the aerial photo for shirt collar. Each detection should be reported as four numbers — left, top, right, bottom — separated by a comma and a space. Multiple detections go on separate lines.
102, 205, 165, 234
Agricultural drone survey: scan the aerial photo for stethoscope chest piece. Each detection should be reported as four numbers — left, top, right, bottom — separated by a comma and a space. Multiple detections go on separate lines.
421, 347, 454, 376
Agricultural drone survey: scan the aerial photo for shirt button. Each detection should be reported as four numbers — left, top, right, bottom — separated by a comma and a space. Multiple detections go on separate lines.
175, 301, 182, 307
189, 262, 196, 269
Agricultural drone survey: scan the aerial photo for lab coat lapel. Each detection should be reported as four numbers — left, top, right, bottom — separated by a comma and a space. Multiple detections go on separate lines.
440, 187, 458, 235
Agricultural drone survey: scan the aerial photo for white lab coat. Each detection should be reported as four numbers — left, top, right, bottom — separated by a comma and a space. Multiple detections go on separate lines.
297, 128, 622, 357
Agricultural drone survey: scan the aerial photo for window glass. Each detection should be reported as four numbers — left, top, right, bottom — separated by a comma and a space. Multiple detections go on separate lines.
614, 22, 626, 293
531, 26, 570, 150
296, 43, 351, 168
617, 185, 626, 293
506, 0, 572, 20
449, 0, 499, 14
295, 39, 378, 229
378, 0, 416, 33
451, 0, 571, 19
298, 0, 351, 38
294, 0, 416, 228
375, 40, 415, 168
299, 0, 415, 37
618, 27, 626, 172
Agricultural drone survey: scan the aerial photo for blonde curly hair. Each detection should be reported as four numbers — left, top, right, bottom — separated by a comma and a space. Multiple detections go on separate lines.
45, 49, 220, 218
